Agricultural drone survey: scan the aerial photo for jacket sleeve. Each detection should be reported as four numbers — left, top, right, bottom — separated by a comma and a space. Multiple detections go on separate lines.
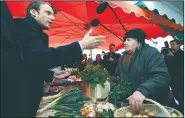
137, 48, 170, 99
19, 29, 83, 70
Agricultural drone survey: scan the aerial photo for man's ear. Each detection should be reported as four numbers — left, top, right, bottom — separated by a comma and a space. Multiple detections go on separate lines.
30, 9, 37, 17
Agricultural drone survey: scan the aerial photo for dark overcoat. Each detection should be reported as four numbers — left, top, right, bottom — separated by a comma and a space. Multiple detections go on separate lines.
13, 16, 83, 116
115, 44, 171, 105
1, 2, 83, 116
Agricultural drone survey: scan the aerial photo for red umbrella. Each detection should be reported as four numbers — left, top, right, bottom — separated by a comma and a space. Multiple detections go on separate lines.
6, 1, 183, 51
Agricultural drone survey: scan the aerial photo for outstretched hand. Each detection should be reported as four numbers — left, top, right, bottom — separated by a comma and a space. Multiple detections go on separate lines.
79, 28, 105, 49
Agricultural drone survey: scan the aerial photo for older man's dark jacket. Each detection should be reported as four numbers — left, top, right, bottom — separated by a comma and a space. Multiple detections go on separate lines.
5, 15, 82, 116
115, 44, 170, 105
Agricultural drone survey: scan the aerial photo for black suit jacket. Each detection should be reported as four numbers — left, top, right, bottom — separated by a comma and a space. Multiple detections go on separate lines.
12, 16, 83, 116
1, 2, 83, 116
14, 16, 83, 70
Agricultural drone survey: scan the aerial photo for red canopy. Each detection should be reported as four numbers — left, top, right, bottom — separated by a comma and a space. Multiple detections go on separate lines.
6, 1, 183, 50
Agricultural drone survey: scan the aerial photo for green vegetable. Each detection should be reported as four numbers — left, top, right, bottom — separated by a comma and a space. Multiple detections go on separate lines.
57, 89, 87, 104
78, 65, 109, 87
62, 101, 85, 109
52, 105, 74, 110
102, 109, 114, 117
109, 75, 134, 105
50, 85, 88, 117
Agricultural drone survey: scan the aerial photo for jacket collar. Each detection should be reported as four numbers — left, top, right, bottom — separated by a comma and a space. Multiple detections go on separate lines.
25, 15, 43, 33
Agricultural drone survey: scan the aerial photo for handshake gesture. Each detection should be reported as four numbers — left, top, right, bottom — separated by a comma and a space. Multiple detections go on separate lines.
79, 29, 105, 50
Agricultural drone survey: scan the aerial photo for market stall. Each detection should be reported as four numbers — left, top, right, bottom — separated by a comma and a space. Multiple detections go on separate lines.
35, 65, 183, 117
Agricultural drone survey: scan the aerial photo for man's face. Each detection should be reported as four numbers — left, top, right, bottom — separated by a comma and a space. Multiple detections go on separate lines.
83, 55, 87, 60
170, 41, 180, 52
31, 4, 55, 30
124, 38, 138, 52
109, 45, 115, 52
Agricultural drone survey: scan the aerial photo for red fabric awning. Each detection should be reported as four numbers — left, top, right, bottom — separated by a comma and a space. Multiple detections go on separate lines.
6, 1, 183, 50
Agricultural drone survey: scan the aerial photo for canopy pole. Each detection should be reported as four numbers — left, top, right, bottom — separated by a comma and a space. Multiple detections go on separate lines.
90, 49, 92, 65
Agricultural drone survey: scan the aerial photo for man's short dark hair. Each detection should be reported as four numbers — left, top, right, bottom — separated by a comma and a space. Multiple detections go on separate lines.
109, 44, 115, 47
170, 39, 181, 45
26, 1, 58, 17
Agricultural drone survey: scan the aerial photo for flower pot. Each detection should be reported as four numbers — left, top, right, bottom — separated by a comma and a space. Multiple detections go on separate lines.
86, 81, 110, 102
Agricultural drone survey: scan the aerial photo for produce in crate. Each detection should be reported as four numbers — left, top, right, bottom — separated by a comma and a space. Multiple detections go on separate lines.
96, 102, 116, 117
96, 102, 115, 113
114, 98, 184, 117
124, 109, 157, 117
80, 104, 96, 117
171, 112, 178, 117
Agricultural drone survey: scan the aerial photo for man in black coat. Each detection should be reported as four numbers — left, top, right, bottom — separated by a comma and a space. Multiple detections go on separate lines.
165, 39, 184, 113
1, 1, 105, 117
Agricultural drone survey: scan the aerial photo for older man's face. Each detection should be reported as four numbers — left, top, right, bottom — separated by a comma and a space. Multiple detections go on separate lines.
124, 38, 138, 52
31, 3, 55, 30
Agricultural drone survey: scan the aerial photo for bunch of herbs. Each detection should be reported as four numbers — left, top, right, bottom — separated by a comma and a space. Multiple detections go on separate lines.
108, 75, 133, 106
78, 65, 109, 87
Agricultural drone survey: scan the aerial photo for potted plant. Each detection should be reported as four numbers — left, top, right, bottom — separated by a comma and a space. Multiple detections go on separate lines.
78, 65, 109, 87
78, 65, 109, 101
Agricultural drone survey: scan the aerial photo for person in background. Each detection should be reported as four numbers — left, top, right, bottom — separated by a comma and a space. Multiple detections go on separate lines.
87, 54, 93, 65
93, 54, 104, 68
103, 44, 121, 76
2, 1, 105, 117
165, 39, 184, 114
79, 54, 87, 71
114, 28, 170, 111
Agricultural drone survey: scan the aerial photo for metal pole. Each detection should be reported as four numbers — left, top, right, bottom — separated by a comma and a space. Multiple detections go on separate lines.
90, 49, 92, 65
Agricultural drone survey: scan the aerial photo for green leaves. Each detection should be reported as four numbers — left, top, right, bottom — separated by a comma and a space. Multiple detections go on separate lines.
52, 86, 88, 118
91, 82, 97, 88
109, 76, 134, 105
79, 65, 109, 87
100, 82, 105, 88
102, 109, 114, 117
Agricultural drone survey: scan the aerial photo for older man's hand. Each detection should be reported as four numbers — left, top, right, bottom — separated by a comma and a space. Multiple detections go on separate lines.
127, 91, 145, 111
79, 28, 105, 50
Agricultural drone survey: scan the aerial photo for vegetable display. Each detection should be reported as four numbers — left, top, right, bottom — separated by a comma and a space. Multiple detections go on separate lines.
48, 85, 88, 117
